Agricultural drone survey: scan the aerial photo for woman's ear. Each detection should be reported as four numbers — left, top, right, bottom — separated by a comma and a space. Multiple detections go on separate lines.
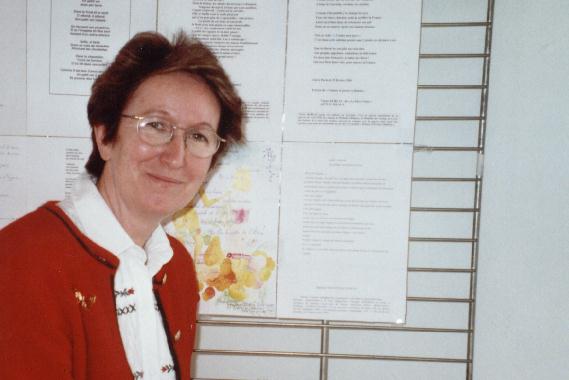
93, 124, 112, 161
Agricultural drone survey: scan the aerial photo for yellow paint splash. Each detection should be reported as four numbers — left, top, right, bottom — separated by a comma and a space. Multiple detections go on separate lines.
231, 167, 252, 192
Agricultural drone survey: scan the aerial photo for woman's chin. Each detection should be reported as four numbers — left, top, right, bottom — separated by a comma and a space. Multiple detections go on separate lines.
138, 198, 182, 222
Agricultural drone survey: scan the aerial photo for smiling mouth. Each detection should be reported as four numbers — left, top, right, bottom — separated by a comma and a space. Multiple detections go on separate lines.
147, 173, 184, 185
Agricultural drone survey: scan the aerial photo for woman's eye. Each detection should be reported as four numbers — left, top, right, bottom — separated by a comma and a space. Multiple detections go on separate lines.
189, 132, 209, 143
145, 121, 169, 131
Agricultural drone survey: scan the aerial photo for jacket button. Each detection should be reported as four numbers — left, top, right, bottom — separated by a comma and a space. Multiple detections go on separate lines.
174, 330, 181, 341
162, 274, 168, 285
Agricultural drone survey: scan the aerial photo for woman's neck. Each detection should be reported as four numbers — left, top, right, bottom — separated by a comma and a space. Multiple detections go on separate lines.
96, 177, 159, 247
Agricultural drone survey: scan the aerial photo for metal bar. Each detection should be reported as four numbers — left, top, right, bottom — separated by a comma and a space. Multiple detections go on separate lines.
326, 326, 471, 334
413, 146, 482, 152
407, 297, 473, 303
468, 180, 482, 380
412, 177, 481, 182
194, 349, 470, 364
409, 237, 477, 243
197, 320, 471, 334
420, 53, 489, 59
408, 267, 475, 274
421, 22, 491, 28
467, 1, 495, 378
418, 84, 486, 90
319, 321, 330, 380
416, 116, 483, 121
410, 207, 480, 213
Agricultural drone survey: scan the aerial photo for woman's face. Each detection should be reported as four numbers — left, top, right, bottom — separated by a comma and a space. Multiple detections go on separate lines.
95, 72, 221, 223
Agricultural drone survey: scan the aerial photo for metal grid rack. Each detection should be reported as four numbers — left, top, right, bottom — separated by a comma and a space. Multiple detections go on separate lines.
191, 1, 495, 379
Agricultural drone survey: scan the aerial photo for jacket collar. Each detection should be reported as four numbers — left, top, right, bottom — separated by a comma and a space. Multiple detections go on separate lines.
42, 201, 121, 269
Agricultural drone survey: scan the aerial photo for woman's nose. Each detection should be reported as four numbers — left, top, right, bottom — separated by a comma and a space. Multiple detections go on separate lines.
160, 131, 186, 168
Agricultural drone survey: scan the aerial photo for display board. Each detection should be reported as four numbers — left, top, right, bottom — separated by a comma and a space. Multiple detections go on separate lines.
0, 0, 494, 378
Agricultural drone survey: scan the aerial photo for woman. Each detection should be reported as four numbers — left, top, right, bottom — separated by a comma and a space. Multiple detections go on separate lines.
0, 31, 243, 379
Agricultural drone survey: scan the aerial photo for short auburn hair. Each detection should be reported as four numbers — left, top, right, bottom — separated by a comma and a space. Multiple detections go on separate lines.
85, 31, 244, 178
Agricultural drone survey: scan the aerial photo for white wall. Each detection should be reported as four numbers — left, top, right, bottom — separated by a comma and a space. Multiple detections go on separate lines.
474, 1, 569, 379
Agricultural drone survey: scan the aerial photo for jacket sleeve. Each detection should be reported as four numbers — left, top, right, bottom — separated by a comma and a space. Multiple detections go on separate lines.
0, 229, 75, 379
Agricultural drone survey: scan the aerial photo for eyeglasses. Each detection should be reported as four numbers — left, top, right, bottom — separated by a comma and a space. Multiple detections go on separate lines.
121, 114, 225, 158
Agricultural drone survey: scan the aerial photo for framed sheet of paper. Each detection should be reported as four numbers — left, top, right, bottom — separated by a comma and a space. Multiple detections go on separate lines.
277, 142, 413, 322
0, 137, 28, 228
158, 0, 287, 142
27, 0, 157, 137
0, 136, 91, 228
0, 1, 27, 135
283, 0, 422, 144
168, 142, 281, 317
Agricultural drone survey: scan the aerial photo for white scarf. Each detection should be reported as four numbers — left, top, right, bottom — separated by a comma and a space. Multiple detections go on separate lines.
59, 173, 176, 379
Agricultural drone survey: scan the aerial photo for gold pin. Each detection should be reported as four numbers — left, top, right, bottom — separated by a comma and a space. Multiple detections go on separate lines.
74, 290, 96, 309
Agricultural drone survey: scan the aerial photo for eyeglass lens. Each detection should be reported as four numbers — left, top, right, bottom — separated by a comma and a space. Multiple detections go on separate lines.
137, 117, 220, 158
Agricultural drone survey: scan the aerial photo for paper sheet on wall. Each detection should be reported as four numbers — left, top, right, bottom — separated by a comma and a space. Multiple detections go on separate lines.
0, 136, 91, 228
0, 1, 27, 135
26, 137, 92, 211
27, 0, 157, 137
283, 0, 422, 143
167, 142, 280, 317
158, 0, 287, 142
277, 142, 412, 323
0, 137, 28, 228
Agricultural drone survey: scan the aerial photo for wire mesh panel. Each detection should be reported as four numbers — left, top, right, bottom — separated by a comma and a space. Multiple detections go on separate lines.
191, 0, 494, 379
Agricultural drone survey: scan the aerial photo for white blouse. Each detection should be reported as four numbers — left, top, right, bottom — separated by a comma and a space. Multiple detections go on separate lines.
59, 173, 176, 379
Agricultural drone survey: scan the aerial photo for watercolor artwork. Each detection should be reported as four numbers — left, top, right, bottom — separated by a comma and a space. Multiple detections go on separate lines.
169, 142, 280, 317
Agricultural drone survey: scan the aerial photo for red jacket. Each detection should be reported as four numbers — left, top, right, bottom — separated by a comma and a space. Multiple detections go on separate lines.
0, 202, 199, 379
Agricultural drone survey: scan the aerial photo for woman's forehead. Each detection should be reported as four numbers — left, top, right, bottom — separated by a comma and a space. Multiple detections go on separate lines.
124, 72, 220, 121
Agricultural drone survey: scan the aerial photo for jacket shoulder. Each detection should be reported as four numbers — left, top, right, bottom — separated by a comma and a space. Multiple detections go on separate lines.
0, 202, 91, 271
0, 203, 63, 252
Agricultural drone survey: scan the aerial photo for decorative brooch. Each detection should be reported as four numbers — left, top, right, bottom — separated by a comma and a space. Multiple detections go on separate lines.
74, 290, 96, 309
